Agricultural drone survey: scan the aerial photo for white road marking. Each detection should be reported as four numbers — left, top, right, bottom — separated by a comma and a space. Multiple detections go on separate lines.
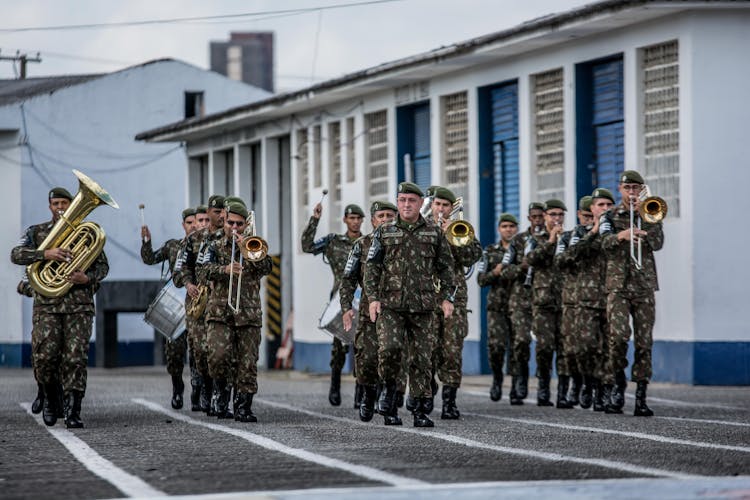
466, 412, 750, 453
132, 398, 425, 487
656, 415, 750, 428
21, 402, 165, 498
256, 398, 700, 479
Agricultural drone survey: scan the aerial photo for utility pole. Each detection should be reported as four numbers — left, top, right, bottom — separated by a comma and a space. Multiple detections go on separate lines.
0, 50, 42, 79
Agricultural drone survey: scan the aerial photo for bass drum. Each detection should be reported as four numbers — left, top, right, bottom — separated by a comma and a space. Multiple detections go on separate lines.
317, 288, 360, 345
144, 281, 187, 340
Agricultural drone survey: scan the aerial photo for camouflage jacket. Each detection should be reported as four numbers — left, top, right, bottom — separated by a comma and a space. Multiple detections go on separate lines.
504, 228, 535, 311
198, 235, 273, 327
173, 227, 223, 288
440, 236, 483, 309
526, 228, 562, 309
364, 216, 456, 313
476, 243, 513, 312
301, 216, 359, 296
141, 238, 184, 279
568, 229, 608, 309
340, 234, 372, 323
11, 220, 109, 314
600, 204, 664, 293
553, 227, 585, 306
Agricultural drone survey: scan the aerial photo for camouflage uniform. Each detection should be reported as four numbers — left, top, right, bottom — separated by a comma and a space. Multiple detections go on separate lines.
505, 229, 534, 387
600, 204, 664, 383
553, 230, 582, 380
11, 221, 109, 396
364, 215, 455, 408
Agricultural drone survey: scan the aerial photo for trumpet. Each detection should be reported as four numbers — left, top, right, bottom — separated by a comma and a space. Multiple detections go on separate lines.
630, 185, 668, 269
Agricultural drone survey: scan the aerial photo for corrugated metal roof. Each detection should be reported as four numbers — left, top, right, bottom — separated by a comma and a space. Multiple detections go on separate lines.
0, 74, 104, 106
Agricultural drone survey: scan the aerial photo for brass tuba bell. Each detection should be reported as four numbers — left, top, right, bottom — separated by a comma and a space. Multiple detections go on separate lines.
27, 169, 119, 298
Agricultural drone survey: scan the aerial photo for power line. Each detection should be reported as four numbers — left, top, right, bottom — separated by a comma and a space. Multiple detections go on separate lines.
0, 0, 402, 33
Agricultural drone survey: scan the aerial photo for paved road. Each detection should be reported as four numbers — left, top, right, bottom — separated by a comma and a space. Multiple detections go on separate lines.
2, 367, 749, 499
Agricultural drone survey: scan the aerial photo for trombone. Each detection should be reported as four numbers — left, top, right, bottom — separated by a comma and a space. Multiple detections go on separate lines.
444, 197, 478, 278
228, 210, 268, 313
227, 229, 243, 314
629, 185, 668, 269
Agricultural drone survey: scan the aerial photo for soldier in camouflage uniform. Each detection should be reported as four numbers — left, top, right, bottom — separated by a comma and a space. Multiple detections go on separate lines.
526, 199, 566, 407
599, 170, 664, 417
428, 187, 483, 420
553, 197, 594, 408
198, 202, 273, 421
301, 201, 364, 407
504, 202, 545, 404
141, 208, 200, 410
11, 187, 109, 428
174, 195, 226, 414
17, 274, 48, 415
365, 182, 455, 428
341, 201, 398, 422
477, 213, 518, 403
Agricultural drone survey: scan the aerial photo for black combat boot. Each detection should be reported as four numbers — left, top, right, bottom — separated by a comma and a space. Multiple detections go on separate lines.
354, 383, 364, 410
56, 383, 65, 418
556, 376, 573, 409
64, 391, 84, 429
377, 381, 397, 417
603, 384, 622, 414
633, 381, 654, 417
405, 395, 416, 412
171, 375, 185, 410
359, 385, 377, 422
568, 374, 582, 406
190, 382, 201, 412
328, 369, 342, 406
517, 364, 529, 399
413, 398, 435, 427
441, 386, 460, 420
509, 376, 523, 405
201, 377, 214, 414
490, 373, 503, 402
214, 379, 233, 418
610, 370, 627, 410
537, 373, 553, 407
593, 381, 605, 412
31, 382, 45, 414
579, 376, 595, 409
235, 393, 258, 422
42, 383, 59, 427
395, 391, 404, 408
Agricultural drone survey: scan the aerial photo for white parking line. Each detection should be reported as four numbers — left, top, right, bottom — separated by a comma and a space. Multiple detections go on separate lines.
656, 416, 750, 428
132, 398, 425, 487
21, 403, 165, 498
256, 398, 700, 479
465, 412, 750, 453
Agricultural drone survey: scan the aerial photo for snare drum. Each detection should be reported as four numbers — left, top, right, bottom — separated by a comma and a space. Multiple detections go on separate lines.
144, 281, 187, 340
317, 288, 360, 345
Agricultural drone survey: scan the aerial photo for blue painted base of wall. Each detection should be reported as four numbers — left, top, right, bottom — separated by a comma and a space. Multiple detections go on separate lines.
0, 342, 156, 368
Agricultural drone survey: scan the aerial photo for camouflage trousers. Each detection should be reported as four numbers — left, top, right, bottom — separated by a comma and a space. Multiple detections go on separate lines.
164, 333, 187, 377
575, 306, 608, 380
207, 321, 261, 394
559, 305, 579, 377
433, 307, 468, 388
487, 309, 513, 376
32, 311, 92, 393
188, 316, 210, 379
607, 291, 655, 383
509, 306, 532, 376
532, 306, 564, 377
331, 337, 349, 373
377, 308, 435, 398
355, 318, 379, 386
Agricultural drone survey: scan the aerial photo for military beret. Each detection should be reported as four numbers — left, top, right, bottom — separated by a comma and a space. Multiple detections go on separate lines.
528, 202, 545, 212
544, 199, 567, 212
208, 194, 225, 209
578, 196, 593, 211
195, 204, 208, 214
591, 187, 615, 203
182, 208, 196, 221
432, 186, 456, 204
498, 213, 519, 225
370, 200, 397, 215
620, 170, 644, 184
344, 204, 365, 217
225, 202, 248, 220
49, 187, 73, 201
223, 196, 246, 208
397, 182, 423, 197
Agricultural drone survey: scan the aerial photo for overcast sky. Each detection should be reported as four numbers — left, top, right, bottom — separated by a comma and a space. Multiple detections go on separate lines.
0, 0, 592, 91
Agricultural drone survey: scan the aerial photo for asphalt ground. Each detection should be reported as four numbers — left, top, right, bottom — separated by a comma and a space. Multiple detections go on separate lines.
1, 367, 749, 499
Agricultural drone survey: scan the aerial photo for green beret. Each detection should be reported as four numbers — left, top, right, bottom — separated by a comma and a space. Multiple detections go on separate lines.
195, 204, 208, 214
223, 196, 246, 208
620, 170, 644, 184
182, 208, 196, 221
578, 196, 593, 211
208, 194, 225, 209
498, 213, 519, 225
370, 200, 397, 215
397, 182, 423, 197
432, 186, 456, 204
343, 204, 365, 217
226, 202, 248, 219
591, 187, 615, 203
528, 202, 545, 212
48, 187, 73, 201
544, 199, 567, 212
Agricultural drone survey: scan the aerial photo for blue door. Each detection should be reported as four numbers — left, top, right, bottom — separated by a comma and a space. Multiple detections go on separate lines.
397, 102, 431, 192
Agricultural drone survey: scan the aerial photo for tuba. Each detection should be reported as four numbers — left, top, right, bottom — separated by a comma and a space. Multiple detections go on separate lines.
28, 170, 119, 298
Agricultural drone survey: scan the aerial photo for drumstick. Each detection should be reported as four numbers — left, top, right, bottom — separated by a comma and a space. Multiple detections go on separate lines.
319, 189, 329, 204
139, 204, 148, 242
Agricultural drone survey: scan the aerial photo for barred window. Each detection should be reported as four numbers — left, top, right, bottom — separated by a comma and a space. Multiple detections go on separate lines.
533, 68, 565, 202
346, 117, 356, 183
442, 91, 469, 208
313, 125, 322, 188
642, 40, 679, 217
296, 128, 309, 207
365, 110, 389, 198
328, 121, 342, 223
